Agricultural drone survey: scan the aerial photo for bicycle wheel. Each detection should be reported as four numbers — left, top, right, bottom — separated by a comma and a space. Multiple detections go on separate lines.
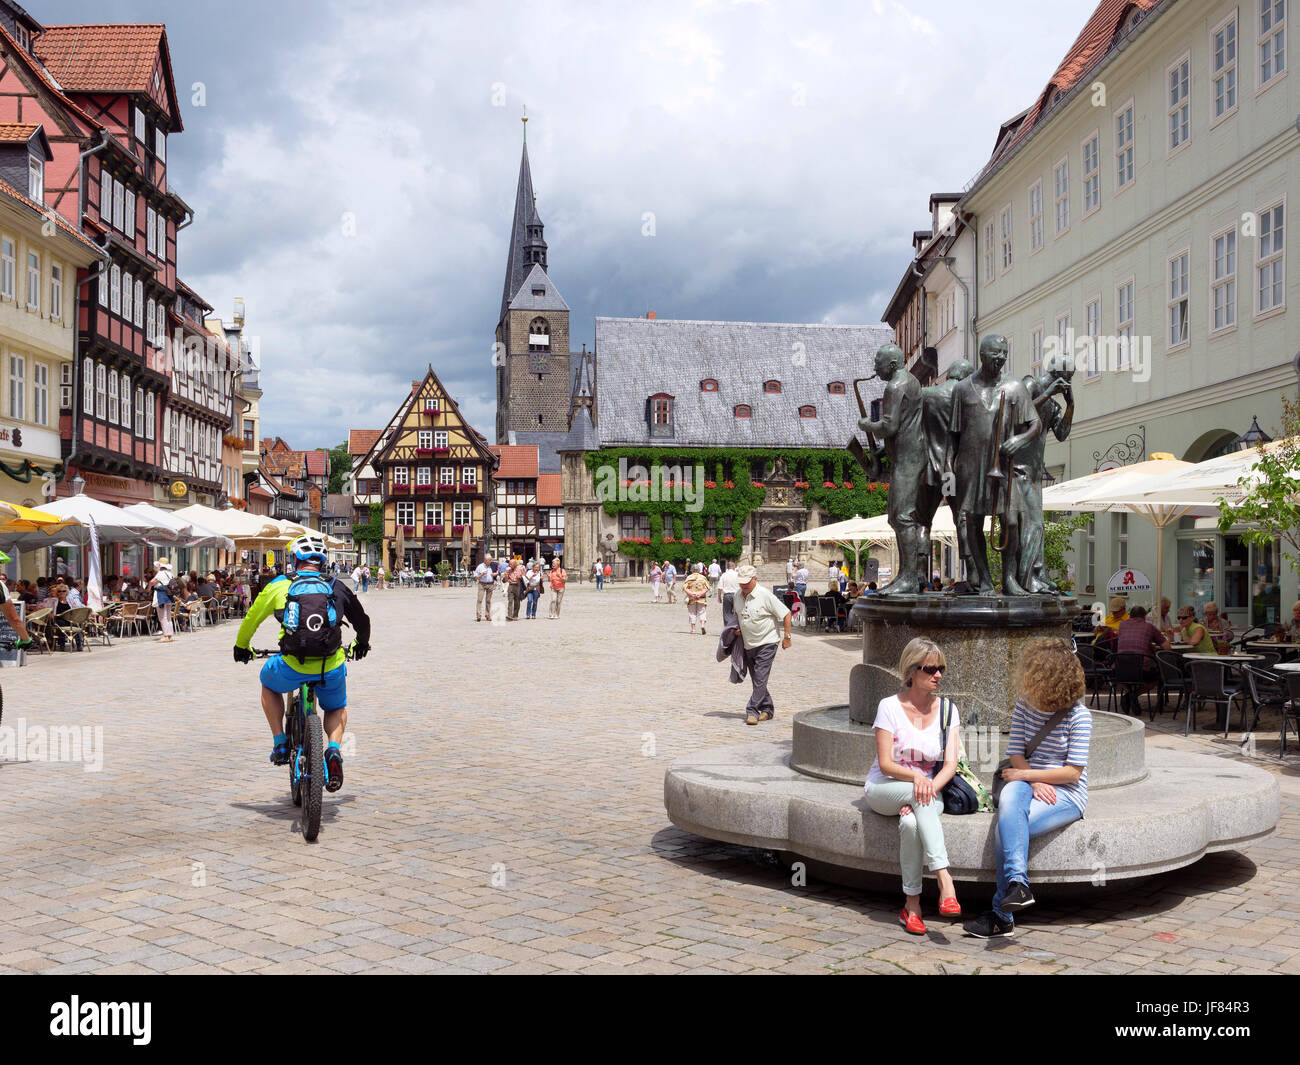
288, 692, 303, 808
301, 693, 324, 842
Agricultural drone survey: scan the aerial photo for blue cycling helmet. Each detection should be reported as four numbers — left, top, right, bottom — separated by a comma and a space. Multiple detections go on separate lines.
287, 533, 329, 566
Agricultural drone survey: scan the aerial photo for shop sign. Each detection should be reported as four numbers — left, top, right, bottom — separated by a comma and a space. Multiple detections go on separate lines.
1107, 568, 1151, 595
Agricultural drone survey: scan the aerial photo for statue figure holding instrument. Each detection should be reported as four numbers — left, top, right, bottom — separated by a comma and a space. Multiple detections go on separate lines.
1019, 352, 1076, 592
949, 334, 1041, 595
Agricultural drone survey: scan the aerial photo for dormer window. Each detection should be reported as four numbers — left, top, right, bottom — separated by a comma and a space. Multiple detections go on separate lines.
532, 285, 545, 296
734, 404, 752, 418
15, 25, 29, 51
763, 380, 781, 394
28, 154, 43, 202
700, 379, 718, 392
528, 316, 550, 352
828, 381, 846, 395
799, 405, 817, 418
647, 393, 674, 438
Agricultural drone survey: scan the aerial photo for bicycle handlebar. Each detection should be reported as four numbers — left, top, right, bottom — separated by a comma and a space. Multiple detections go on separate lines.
249, 644, 357, 660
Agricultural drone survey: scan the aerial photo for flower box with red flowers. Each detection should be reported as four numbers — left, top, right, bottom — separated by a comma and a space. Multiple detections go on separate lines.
704, 480, 716, 489
451, 525, 466, 534
414, 483, 433, 493
843, 481, 854, 490
823, 480, 836, 488
392, 484, 410, 493
459, 482, 477, 492
424, 401, 439, 412
681, 538, 693, 545
424, 524, 444, 536
723, 481, 735, 489
721, 536, 737, 543
401, 525, 415, 534
751, 481, 765, 488
432, 447, 450, 455
437, 484, 456, 493
703, 537, 718, 544
663, 536, 675, 543
416, 447, 434, 455
619, 537, 651, 547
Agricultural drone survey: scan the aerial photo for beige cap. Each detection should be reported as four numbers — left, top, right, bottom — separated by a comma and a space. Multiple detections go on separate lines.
737, 564, 758, 582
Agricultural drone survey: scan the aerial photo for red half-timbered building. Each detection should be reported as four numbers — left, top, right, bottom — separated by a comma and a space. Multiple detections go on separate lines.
0, 6, 186, 505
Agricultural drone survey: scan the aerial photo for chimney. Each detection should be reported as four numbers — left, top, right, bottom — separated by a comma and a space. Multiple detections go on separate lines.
646, 311, 656, 320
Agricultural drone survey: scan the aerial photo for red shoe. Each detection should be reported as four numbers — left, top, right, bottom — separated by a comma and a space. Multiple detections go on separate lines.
938, 897, 962, 917
898, 908, 927, 935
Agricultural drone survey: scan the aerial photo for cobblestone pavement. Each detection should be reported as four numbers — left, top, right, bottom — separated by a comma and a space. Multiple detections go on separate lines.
1, 582, 1297, 974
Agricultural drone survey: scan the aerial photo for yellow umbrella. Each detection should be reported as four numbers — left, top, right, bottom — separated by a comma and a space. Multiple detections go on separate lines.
0, 499, 82, 536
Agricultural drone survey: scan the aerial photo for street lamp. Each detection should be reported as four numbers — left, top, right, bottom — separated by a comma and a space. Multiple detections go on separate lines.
70, 473, 85, 496
1231, 415, 1273, 452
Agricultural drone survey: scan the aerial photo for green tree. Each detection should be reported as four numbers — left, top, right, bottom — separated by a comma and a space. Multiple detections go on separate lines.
352, 503, 383, 545
1216, 396, 1300, 565
327, 441, 353, 494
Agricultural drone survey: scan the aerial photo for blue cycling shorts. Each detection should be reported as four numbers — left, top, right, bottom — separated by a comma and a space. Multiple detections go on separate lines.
259, 655, 348, 712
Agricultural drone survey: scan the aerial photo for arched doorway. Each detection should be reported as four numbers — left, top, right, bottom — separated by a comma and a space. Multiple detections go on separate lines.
1182, 428, 1238, 463
766, 524, 792, 562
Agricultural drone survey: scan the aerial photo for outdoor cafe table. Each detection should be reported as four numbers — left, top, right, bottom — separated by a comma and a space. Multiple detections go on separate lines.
1183, 653, 1263, 662
1274, 662, 1300, 672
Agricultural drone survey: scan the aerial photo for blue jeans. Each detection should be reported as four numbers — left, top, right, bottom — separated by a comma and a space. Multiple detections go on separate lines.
595, 574, 604, 590
526, 589, 540, 617
992, 779, 1082, 922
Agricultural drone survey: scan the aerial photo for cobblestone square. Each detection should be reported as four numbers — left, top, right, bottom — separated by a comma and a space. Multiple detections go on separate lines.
1, 583, 1297, 974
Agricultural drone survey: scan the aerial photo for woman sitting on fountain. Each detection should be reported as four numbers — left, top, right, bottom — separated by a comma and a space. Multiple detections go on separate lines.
864, 637, 962, 935
964, 638, 1092, 939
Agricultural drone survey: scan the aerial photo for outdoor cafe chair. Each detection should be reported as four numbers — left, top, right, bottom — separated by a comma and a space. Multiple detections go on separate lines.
1112, 652, 1157, 718
1282, 674, 1300, 757
109, 602, 146, 639
54, 606, 94, 652
22, 607, 52, 653
1154, 650, 1188, 717
1187, 659, 1248, 738
1075, 642, 1115, 713
1242, 664, 1287, 741
818, 595, 842, 632
802, 595, 820, 630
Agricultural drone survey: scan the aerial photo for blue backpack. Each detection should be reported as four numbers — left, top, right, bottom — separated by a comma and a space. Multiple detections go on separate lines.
278, 573, 341, 659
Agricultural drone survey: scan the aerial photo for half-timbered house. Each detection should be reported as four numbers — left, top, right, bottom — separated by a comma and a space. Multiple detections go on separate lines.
361, 367, 497, 572
488, 444, 539, 561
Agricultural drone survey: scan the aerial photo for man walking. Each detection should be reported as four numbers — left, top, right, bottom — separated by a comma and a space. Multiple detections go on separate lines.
794, 561, 809, 598
735, 564, 792, 726
548, 560, 567, 618
708, 558, 721, 590
505, 557, 524, 621
474, 554, 496, 622
593, 558, 604, 590
664, 560, 678, 604
717, 560, 741, 628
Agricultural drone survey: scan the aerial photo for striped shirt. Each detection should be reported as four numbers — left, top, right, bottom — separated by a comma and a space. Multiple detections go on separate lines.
1007, 699, 1092, 815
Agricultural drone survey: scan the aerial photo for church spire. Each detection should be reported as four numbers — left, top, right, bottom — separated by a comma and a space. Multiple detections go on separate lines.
500, 118, 548, 325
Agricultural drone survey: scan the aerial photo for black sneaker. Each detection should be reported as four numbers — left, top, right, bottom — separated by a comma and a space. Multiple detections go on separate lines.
1001, 881, 1035, 910
324, 747, 343, 793
963, 911, 1014, 939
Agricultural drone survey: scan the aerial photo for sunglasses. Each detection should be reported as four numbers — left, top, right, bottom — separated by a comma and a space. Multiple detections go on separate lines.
919, 664, 944, 675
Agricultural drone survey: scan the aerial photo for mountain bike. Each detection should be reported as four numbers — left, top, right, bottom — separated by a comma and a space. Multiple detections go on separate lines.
252, 645, 354, 841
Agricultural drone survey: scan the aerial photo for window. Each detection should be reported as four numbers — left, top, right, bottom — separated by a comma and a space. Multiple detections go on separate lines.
1085, 517, 1096, 591
1000, 204, 1013, 270
8, 354, 24, 419
1084, 298, 1101, 378
1082, 131, 1101, 214
110, 264, 121, 315
798, 405, 816, 418
24, 252, 38, 311
651, 394, 672, 424
147, 392, 154, 439
146, 206, 156, 255
33, 361, 49, 425
528, 316, 550, 352
135, 387, 144, 436
134, 280, 143, 328
135, 106, 146, 145
60, 362, 72, 410
1213, 13, 1238, 120
0, 237, 13, 300
620, 513, 651, 538
828, 381, 846, 394
983, 220, 995, 281
108, 370, 119, 424
1116, 513, 1129, 568
95, 363, 106, 418
434, 429, 448, 448
123, 188, 135, 240
397, 501, 415, 527
1114, 101, 1135, 190
1030, 327, 1044, 377
417, 429, 433, 449
440, 466, 455, 485
1260, 0, 1287, 86
763, 380, 781, 394
453, 502, 472, 527
700, 378, 718, 392
1028, 180, 1044, 251
121, 270, 132, 322
1054, 314, 1071, 372
1168, 55, 1191, 151
1053, 158, 1069, 234
120, 374, 130, 429
1168, 251, 1190, 347
416, 466, 431, 486
1116, 280, 1135, 369
113, 179, 124, 232
155, 129, 166, 162
156, 302, 166, 346
83, 357, 93, 413
50, 263, 62, 320
426, 502, 444, 526
1212, 227, 1237, 331
146, 298, 156, 344
100, 171, 112, 223
462, 467, 477, 486
734, 404, 751, 418
1258, 202, 1286, 313
28, 153, 43, 202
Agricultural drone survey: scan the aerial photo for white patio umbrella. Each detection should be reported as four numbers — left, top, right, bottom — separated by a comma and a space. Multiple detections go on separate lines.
123, 503, 236, 552
1116, 438, 1293, 507
6, 494, 171, 544
172, 504, 282, 542
781, 514, 894, 581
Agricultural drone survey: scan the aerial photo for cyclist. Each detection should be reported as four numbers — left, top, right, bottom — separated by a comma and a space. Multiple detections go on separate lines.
232, 533, 371, 792
0, 551, 33, 651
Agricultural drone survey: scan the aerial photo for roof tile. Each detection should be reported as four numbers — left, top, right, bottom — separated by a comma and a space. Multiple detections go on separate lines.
34, 24, 165, 93
488, 445, 540, 480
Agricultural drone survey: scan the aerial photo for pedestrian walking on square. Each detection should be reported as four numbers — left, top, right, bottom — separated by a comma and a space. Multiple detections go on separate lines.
717, 559, 740, 628
548, 560, 567, 618
684, 568, 709, 634
524, 562, 543, 619
735, 564, 791, 726
965, 639, 1091, 940
505, 557, 524, 620
708, 559, 721, 590
593, 558, 604, 590
664, 560, 678, 603
474, 554, 496, 621
377, 565, 386, 590
148, 558, 175, 643
794, 561, 809, 598
864, 637, 963, 935
649, 562, 663, 602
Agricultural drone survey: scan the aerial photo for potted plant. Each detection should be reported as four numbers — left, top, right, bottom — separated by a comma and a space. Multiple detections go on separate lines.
437, 560, 452, 587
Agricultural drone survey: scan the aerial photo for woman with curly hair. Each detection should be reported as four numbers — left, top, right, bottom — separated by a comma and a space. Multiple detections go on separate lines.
964, 638, 1092, 939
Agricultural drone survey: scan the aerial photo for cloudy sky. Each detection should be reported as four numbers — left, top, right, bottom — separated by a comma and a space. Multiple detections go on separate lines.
39, 0, 1100, 449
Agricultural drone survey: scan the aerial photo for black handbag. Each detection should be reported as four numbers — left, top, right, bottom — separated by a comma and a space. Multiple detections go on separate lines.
931, 697, 980, 815
992, 706, 1070, 807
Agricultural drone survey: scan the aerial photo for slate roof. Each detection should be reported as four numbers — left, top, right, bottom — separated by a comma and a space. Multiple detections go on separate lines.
499, 141, 545, 323
508, 410, 596, 473
593, 317, 890, 449
507, 263, 568, 313
488, 445, 540, 480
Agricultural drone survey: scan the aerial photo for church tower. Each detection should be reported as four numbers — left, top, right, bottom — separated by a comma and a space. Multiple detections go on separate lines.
495, 116, 573, 444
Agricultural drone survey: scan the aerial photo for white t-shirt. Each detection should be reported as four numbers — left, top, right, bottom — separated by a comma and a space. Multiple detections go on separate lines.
864, 694, 959, 791
708, 563, 721, 580
795, 566, 809, 584
717, 569, 740, 595
351, 567, 363, 582
474, 563, 494, 584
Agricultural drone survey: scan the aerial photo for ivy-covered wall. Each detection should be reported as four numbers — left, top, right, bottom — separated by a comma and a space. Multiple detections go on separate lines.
584, 447, 889, 562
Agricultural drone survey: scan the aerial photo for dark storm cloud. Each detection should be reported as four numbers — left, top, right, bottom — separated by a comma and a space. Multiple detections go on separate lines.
34, 0, 1100, 447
